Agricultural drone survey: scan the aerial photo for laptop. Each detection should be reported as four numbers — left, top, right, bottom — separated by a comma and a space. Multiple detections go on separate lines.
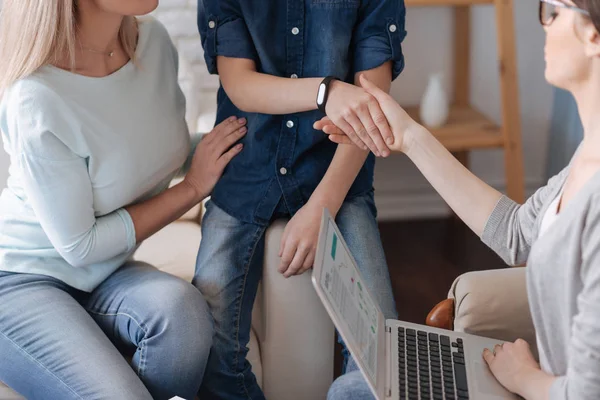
312, 209, 520, 400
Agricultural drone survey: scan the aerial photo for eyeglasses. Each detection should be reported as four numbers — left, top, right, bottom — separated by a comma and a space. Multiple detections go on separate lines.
539, 0, 590, 26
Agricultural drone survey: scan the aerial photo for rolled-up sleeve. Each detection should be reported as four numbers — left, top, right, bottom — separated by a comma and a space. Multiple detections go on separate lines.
198, 0, 258, 74
352, 0, 407, 80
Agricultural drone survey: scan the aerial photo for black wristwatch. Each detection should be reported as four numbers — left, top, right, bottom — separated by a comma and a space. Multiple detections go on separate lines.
316, 76, 337, 114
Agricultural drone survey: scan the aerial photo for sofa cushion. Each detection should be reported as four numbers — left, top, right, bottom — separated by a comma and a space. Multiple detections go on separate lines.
134, 220, 202, 282
0, 384, 21, 400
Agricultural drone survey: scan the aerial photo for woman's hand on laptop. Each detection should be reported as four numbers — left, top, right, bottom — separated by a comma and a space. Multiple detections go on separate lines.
483, 339, 555, 399
314, 75, 420, 156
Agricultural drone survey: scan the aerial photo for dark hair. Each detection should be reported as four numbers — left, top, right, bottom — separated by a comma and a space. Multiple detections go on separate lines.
573, 0, 600, 33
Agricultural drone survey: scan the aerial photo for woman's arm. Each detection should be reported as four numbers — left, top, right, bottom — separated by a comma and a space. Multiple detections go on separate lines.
20, 117, 245, 267
404, 125, 502, 236
322, 76, 565, 265
322, 74, 501, 234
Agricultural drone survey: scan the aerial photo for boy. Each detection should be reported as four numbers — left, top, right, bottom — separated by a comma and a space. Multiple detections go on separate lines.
195, 1, 406, 398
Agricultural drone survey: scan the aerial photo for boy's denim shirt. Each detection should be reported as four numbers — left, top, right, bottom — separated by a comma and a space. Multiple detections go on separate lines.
198, 0, 407, 226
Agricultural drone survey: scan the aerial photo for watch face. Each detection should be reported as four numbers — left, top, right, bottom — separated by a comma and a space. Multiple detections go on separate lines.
317, 83, 327, 105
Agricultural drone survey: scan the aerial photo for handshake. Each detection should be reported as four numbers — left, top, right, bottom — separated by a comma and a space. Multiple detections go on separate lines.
313, 75, 419, 157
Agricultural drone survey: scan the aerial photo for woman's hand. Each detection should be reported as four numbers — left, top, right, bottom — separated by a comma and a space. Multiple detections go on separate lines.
315, 75, 420, 155
483, 339, 555, 399
184, 116, 247, 201
323, 79, 394, 157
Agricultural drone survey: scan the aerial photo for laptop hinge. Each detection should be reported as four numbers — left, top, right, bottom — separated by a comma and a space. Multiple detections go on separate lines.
385, 326, 392, 398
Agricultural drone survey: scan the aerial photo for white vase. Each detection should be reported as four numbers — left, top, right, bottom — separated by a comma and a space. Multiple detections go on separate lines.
420, 73, 450, 129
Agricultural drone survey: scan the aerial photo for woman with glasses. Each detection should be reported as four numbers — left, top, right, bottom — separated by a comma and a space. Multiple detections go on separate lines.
323, 1, 600, 399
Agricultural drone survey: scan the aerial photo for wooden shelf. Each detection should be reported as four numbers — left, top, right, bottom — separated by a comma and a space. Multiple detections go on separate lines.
401, 0, 524, 201
405, 0, 493, 6
405, 105, 503, 151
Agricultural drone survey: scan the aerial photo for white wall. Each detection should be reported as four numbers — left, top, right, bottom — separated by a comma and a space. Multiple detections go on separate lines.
0, 1, 554, 222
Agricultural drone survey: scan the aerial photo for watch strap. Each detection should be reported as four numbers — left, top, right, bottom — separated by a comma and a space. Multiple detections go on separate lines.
317, 76, 337, 114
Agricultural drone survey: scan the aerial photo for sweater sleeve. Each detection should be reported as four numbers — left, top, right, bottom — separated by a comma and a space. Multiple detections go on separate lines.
549, 194, 600, 399
11, 88, 137, 268
481, 167, 569, 265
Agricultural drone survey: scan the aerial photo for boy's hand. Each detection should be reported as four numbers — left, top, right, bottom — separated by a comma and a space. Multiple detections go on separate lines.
278, 200, 325, 278
324, 80, 394, 157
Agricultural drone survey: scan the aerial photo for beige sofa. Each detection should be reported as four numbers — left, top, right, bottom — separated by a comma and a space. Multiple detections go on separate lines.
0, 201, 335, 400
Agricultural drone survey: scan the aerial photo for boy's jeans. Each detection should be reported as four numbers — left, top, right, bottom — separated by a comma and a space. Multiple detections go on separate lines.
194, 191, 397, 400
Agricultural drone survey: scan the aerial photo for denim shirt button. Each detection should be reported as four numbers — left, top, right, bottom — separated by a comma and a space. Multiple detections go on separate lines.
286, 120, 294, 128
279, 167, 288, 176
291, 27, 300, 35
290, 74, 298, 79
389, 24, 397, 33
208, 21, 216, 29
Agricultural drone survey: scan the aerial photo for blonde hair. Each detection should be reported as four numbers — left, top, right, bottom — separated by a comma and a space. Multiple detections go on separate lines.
0, 0, 138, 95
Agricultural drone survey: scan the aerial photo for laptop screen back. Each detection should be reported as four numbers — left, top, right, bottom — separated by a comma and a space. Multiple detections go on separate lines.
316, 217, 383, 386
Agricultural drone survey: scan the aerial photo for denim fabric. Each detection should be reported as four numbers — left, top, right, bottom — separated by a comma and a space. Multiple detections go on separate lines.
194, 193, 397, 400
328, 357, 375, 400
197, 0, 407, 225
0, 262, 213, 400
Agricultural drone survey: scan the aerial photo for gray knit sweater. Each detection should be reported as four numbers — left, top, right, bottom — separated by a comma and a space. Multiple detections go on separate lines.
482, 165, 600, 400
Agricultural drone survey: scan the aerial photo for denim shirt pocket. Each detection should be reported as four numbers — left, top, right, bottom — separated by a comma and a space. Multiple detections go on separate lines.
306, 0, 360, 78
310, 0, 360, 9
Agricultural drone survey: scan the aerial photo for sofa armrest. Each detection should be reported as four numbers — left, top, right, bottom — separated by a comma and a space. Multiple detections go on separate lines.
255, 220, 335, 400
427, 298, 455, 331
449, 268, 536, 348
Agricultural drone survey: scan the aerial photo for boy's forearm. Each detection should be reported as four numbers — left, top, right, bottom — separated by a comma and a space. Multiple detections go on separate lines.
217, 56, 322, 114
309, 145, 369, 215
309, 63, 393, 215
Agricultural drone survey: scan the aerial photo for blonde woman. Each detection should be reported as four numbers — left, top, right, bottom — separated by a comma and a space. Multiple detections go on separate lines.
0, 1, 246, 399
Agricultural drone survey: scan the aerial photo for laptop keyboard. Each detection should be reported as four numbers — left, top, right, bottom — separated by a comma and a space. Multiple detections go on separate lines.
398, 328, 469, 400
